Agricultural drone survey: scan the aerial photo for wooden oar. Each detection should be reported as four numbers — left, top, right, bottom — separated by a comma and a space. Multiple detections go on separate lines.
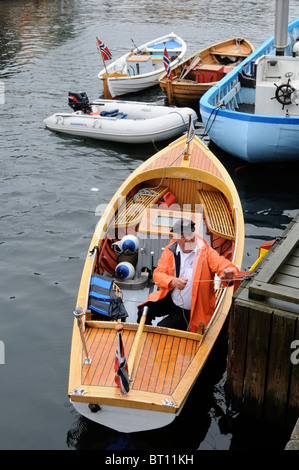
180, 54, 201, 80
127, 306, 148, 380
73, 305, 92, 365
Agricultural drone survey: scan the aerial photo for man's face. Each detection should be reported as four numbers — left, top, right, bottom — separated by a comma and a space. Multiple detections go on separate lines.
175, 233, 196, 253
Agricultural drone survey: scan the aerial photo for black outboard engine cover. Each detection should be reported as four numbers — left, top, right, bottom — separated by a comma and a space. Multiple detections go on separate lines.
68, 92, 92, 114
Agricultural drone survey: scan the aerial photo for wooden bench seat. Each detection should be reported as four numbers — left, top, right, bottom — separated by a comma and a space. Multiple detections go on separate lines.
113, 186, 168, 227
210, 51, 248, 57
197, 189, 235, 239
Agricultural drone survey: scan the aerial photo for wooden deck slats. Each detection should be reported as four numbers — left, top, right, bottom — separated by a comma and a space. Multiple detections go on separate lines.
144, 143, 185, 170
189, 145, 224, 181
113, 185, 168, 227
197, 189, 235, 239
81, 326, 199, 396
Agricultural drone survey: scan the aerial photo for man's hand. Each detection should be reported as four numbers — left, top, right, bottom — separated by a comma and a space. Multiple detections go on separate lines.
219, 267, 237, 282
170, 277, 188, 290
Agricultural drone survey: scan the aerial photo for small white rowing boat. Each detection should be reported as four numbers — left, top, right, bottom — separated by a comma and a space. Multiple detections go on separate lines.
44, 92, 198, 144
98, 33, 187, 98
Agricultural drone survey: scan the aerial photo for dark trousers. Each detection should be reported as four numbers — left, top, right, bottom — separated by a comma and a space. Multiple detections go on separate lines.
138, 292, 190, 331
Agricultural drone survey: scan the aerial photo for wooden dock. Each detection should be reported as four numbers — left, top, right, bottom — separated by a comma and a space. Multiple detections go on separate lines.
227, 214, 299, 431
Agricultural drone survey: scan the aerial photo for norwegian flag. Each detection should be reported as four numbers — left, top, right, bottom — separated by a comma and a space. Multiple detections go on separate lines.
114, 331, 129, 396
96, 37, 112, 61
163, 45, 173, 80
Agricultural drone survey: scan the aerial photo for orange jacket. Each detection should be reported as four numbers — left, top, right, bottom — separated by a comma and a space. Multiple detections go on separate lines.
147, 236, 239, 332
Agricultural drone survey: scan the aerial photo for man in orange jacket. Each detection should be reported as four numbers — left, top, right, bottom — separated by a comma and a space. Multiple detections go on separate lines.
138, 218, 239, 332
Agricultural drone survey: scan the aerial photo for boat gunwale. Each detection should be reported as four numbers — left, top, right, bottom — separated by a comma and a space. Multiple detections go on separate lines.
159, 37, 255, 84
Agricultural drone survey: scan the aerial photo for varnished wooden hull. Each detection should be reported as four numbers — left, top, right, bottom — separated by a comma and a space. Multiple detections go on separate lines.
159, 37, 254, 108
68, 134, 244, 432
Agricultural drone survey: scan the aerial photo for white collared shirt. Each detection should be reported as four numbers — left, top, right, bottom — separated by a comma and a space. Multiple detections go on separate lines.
171, 245, 196, 310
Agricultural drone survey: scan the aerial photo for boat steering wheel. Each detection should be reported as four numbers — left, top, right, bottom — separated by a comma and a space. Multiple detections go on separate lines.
272, 72, 295, 108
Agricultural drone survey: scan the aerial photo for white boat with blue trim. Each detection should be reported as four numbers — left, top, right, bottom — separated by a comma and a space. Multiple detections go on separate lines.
200, 2, 299, 163
98, 33, 186, 99
44, 92, 197, 144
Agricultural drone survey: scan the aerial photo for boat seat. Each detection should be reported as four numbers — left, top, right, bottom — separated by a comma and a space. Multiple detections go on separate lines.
210, 51, 248, 57
197, 189, 235, 239
238, 70, 256, 88
113, 185, 169, 228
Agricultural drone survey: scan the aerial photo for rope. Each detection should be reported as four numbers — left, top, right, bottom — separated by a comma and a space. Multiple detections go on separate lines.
199, 104, 222, 138
133, 144, 187, 201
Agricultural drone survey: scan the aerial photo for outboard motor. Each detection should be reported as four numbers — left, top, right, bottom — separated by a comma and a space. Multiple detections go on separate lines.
68, 92, 92, 114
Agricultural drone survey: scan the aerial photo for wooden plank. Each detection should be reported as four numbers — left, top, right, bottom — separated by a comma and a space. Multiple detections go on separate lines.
227, 300, 249, 411
249, 281, 299, 304
242, 306, 272, 419
253, 224, 299, 285
274, 272, 299, 289
264, 313, 296, 427
155, 336, 175, 394
160, 336, 180, 395
287, 255, 299, 267
197, 189, 235, 239
113, 186, 168, 227
277, 264, 299, 278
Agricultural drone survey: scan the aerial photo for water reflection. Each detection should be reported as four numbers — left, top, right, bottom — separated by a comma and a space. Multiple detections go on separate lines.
0, 0, 83, 76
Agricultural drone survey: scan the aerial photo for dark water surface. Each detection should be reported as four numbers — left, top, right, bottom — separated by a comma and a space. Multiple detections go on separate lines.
0, 0, 299, 451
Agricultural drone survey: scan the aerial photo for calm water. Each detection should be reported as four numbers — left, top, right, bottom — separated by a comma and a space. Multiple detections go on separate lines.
0, 0, 299, 451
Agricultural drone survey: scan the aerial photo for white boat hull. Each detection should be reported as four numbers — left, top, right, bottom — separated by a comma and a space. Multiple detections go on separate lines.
44, 99, 197, 144
200, 107, 299, 163
71, 400, 179, 432
107, 71, 166, 99
200, 17, 299, 163
98, 33, 186, 98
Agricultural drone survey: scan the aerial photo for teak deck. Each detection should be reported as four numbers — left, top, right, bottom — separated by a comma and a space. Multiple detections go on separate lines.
82, 323, 200, 396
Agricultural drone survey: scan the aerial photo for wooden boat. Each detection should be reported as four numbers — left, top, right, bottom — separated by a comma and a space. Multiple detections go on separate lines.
44, 92, 198, 144
159, 37, 254, 108
98, 33, 186, 99
200, 3, 299, 162
68, 129, 244, 432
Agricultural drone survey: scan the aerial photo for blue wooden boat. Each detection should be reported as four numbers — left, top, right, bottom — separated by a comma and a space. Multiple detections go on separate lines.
200, 4, 299, 163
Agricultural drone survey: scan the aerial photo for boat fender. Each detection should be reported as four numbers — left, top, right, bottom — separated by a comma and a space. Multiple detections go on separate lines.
158, 191, 176, 208
112, 235, 139, 254
293, 39, 299, 57
88, 403, 101, 413
115, 262, 135, 280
